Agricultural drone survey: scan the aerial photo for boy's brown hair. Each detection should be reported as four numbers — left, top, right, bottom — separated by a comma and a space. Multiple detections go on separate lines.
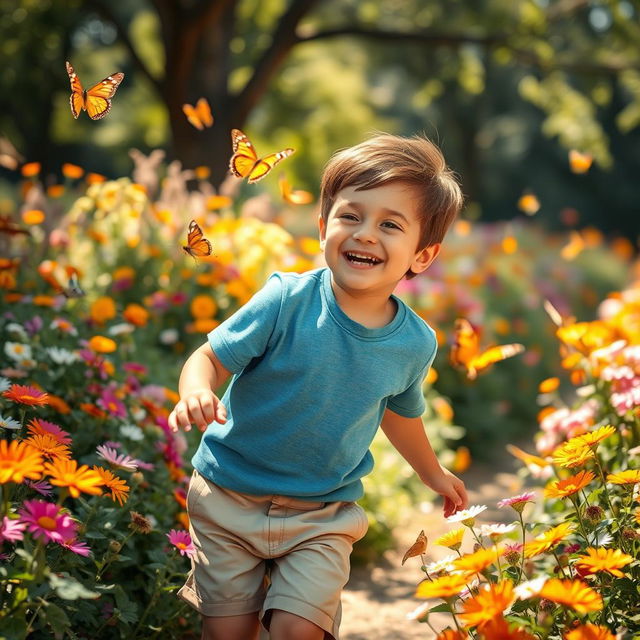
319, 133, 463, 277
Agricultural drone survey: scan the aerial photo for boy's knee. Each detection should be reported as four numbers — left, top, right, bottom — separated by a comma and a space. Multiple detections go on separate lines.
201, 613, 260, 640
268, 609, 325, 640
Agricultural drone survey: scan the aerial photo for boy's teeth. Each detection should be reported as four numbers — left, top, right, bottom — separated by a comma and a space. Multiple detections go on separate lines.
346, 252, 381, 264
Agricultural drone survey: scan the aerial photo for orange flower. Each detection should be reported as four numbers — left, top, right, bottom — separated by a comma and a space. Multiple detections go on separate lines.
538, 377, 560, 393
44, 459, 103, 498
21, 162, 41, 177
2, 384, 49, 406
574, 547, 633, 577
607, 469, 640, 485
22, 209, 45, 225
79, 403, 108, 419
415, 574, 468, 599
459, 580, 515, 628
93, 466, 130, 506
538, 579, 602, 614
86, 172, 106, 184
564, 623, 615, 640
506, 444, 550, 468
62, 163, 84, 179
24, 434, 71, 461
436, 528, 465, 550
524, 522, 574, 558
46, 394, 71, 414
122, 303, 149, 327
0, 440, 44, 483
90, 296, 117, 324
436, 630, 468, 640
88, 336, 117, 353
190, 294, 217, 319
477, 617, 536, 639
544, 470, 595, 499
453, 546, 503, 575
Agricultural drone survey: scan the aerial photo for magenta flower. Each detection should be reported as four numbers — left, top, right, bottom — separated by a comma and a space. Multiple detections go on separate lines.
19, 500, 77, 544
166, 529, 196, 558
123, 362, 148, 376
98, 388, 127, 419
27, 418, 72, 445
497, 491, 536, 513
60, 536, 91, 556
96, 444, 138, 471
0, 516, 27, 543
25, 479, 54, 497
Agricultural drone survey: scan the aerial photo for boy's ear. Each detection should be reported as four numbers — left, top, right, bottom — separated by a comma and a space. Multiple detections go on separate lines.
411, 243, 440, 275
318, 213, 326, 247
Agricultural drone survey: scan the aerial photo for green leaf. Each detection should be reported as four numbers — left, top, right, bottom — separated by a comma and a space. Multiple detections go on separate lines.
42, 602, 71, 639
48, 574, 100, 600
428, 603, 452, 613
0, 613, 28, 640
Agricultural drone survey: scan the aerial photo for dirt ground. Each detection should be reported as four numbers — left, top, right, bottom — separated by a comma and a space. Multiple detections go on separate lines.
340, 458, 533, 640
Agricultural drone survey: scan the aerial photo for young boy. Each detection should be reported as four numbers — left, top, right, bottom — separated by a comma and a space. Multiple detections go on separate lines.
170, 133, 469, 640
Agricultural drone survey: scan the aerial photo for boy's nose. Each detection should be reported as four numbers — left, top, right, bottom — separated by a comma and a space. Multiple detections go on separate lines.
352, 226, 377, 243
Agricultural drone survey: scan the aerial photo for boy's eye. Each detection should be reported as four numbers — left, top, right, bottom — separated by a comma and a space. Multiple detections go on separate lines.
382, 221, 401, 230
339, 213, 358, 221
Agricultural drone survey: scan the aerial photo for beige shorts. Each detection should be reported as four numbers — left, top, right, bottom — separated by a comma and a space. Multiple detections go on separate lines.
177, 469, 368, 639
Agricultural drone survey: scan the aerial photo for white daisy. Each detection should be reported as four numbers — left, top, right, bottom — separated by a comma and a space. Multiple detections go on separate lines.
480, 523, 517, 538
514, 576, 547, 600
0, 377, 10, 393
4, 342, 32, 362
425, 554, 457, 575
131, 407, 146, 422
446, 504, 488, 524
108, 323, 135, 336
159, 329, 179, 345
119, 423, 144, 442
16, 358, 36, 371
0, 413, 21, 430
5, 323, 28, 341
46, 347, 79, 365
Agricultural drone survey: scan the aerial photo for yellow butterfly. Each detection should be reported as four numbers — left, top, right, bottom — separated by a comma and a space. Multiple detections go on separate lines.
450, 318, 524, 380
182, 98, 214, 130
229, 129, 294, 184
279, 174, 313, 205
66, 61, 124, 120
182, 220, 212, 261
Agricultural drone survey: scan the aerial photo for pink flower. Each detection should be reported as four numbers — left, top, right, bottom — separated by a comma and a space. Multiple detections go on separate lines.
498, 491, 536, 513
123, 362, 148, 377
60, 537, 91, 556
96, 444, 138, 472
98, 388, 127, 419
27, 418, 72, 445
166, 529, 196, 558
0, 516, 27, 543
19, 500, 77, 544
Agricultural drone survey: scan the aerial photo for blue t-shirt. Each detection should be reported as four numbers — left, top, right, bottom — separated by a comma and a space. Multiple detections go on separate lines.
192, 267, 437, 502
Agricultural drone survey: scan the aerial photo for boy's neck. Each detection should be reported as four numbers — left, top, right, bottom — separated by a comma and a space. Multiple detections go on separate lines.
329, 279, 398, 329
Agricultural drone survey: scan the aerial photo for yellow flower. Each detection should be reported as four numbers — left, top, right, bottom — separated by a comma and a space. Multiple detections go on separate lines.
45, 459, 103, 498
90, 296, 117, 324
93, 466, 130, 506
24, 434, 71, 461
0, 440, 44, 484
453, 546, 503, 575
544, 470, 595, 499
538, 579, 602, 614
574, 425, 616, 448
459, 580, 515, 628
551, 442, 594, 468
607, 469, 640, 485
538, 377, 560, 393
415, 574, 468, 599
575, 547, 633, 577
524, 522, 574, 558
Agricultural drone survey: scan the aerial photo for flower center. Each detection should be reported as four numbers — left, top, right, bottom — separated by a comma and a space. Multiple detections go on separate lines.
37, 515, 57, 530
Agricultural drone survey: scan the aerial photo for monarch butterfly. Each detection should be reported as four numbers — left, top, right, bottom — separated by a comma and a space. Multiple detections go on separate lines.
182, 98, 214, 130
229, 129, 294, 184
182, 220, 212, 261
66, 61, 124, 120
450, 318, 524, 380
279, 174, 313, 205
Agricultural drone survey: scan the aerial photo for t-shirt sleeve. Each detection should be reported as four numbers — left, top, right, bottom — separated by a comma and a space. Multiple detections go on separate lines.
386, 338, 437, 418
207, 273, 283, 373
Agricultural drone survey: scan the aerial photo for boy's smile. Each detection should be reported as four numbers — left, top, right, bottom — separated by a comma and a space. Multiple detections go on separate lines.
319, 182, 439, 313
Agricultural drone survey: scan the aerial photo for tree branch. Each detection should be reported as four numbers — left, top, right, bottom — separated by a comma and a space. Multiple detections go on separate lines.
233, 0, 321, 124
88, 0, 163, 95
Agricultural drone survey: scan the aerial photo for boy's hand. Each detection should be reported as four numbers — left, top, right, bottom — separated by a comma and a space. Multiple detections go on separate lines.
425, 468, 469, 518
168, 389, 227, 433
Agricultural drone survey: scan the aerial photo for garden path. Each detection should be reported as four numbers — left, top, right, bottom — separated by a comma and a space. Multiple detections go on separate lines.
341, 454, 538, 640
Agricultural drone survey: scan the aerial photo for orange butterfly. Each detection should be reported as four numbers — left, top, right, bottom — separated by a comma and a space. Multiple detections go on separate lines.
401, 530, 428, 566
229, 129, 294, 184
66, 61, 124, 120
182, 220, 212, 261
182, 98, 214, 130
279, 174, 313, 205
450, 318, 524, 380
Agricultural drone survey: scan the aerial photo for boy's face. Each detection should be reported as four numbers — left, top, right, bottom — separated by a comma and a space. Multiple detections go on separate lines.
318, 182, 440, 298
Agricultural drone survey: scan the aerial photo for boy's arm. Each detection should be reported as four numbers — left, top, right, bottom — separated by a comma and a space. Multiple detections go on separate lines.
380, 408, 468, 517
168, 342, 231, 433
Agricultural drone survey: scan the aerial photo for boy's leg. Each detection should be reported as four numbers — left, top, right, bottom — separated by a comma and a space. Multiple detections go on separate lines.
269, 610, 324, 640
201, 612, 260, 640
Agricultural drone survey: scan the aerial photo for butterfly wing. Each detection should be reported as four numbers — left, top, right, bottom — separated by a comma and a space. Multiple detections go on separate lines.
279, 174, 313, 204
183, 103, 203, 130
84, 72, 125, 120
468, 343, 525, 379
247, 149, 295, 184
195, 98, 213, 128
66, 61, 85, 119
182, 220, 212, 259
229, 129, 259, 179
450, 318, 480, 371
